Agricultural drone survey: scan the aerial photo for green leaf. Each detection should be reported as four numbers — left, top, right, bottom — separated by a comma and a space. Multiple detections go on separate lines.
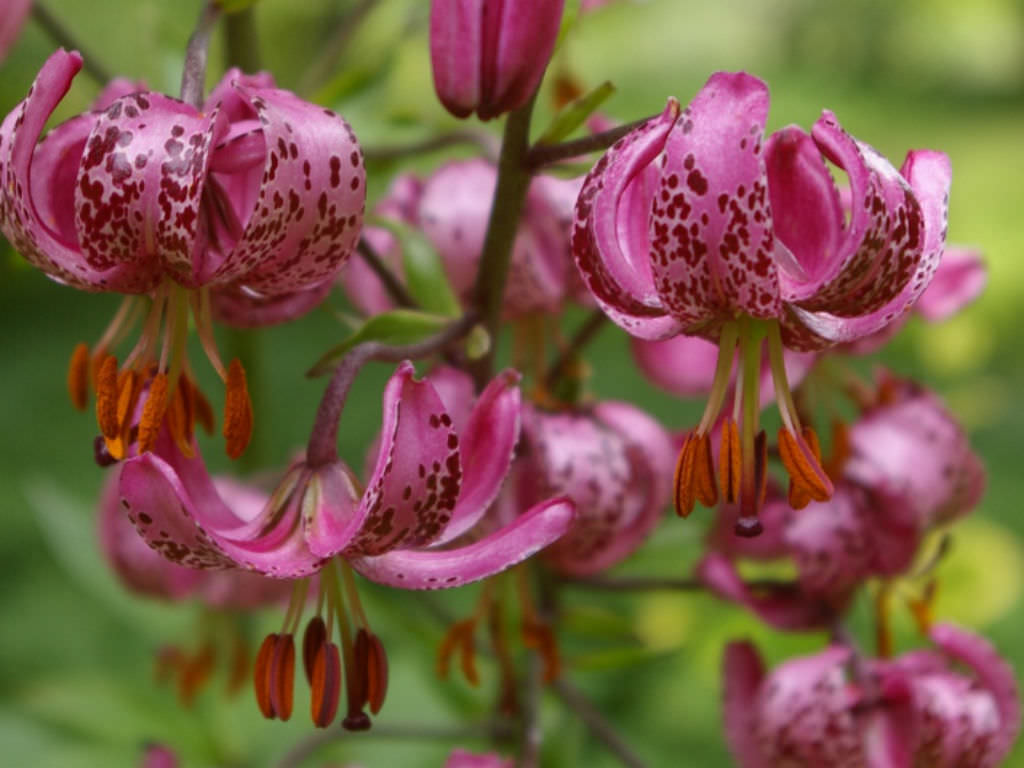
372, 219, 462, 317
536, 81, 617, 146
307, 310, 451, 377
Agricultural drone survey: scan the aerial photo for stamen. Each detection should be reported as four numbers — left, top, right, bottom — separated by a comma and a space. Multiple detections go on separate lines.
778, 426, 832, 508
522, 620, 561, 684
906, 579, 937, 636
693, 432, 717, 508
186, 376, 215, 434
192, 288, 228, 381
363, 630, 388, 715
719, 416, 742, 504
310, 641, 342, 728
93, 435, 117, 467
343, 631, 372, 730
95, 355, 120, 439
166, 380, 194, 459
223, 358, 253, 460
137, 373, 169, 454
734, 321, 765, 537
269, 633, 295, 721
302, 616, 328, 685
437, 619, 479, 686
673, 433, 699, 518
67, 343, 91, 411
178, 643, 215, 708
735, 431, 767, 538
824, 419, 850, 482
254, 634, 277, 718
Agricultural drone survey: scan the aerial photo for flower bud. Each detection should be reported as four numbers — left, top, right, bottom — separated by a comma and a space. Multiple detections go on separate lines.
430, 0, 565, 120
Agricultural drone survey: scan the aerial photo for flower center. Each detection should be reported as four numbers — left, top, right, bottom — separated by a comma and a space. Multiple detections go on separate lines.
254, 559, 388, 730
673, 318, 834, 535
68, 282, 252, 461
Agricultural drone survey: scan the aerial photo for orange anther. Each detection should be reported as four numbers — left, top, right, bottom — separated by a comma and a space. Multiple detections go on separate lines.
95, 355, 120, 439
778, 426, 833, 508
178, 643, 215, 708
523, 620, 561, 684
824, 419, 850, 482
906, 580, 938, 636
673, 434, 698, 518
693, 431, 718, 508
254, 634, 277, 719
67, 343, 91, 411
437, 619, 478, 686
137, 373, 169, 454
310, 641, 341, 728
223, 358, 253, 460
719, 417, 742, 504
365, 632, 388, 715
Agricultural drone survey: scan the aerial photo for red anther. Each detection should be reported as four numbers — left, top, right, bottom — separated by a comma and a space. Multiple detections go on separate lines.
351, 628, 370, 711
365, 633, 388, 715
254, 634, 277, 719
719, 416, 742, 504
302, 616, 327, 685
310, 641, 341, 728
269, 633, 295, 721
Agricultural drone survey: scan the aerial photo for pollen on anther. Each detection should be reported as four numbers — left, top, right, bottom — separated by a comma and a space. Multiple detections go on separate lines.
138, 373, 169, 454
223, 358, 253, 460
95, 354, 120, 438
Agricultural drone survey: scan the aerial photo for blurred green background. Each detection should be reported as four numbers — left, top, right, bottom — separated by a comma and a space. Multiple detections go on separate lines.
2, 0, 1024, 765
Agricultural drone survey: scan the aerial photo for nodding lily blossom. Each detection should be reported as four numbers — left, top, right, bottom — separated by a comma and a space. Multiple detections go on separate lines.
342, 160, 584, 319
516, 400, 675, 576
573, 72, 951, 534
430, 0, 565, 121
1, 50, 365, 460
118, 362, 574, 729
444, 750, 514, 768
723, 625, 1020, 767
0, 0, 31, 63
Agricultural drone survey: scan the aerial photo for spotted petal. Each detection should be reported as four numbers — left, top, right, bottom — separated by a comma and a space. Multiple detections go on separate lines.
0, 50, 159, 292
210, 88, 365, 293
650, 72, 780, 330
348, 497, 575, 589
572, 99, 686, 339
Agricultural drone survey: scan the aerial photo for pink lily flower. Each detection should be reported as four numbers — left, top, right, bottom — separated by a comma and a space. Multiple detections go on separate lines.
342, 160, 585, 319
573, 72, 951, 534
140, 744, 178, 768
515, 399, 675, 576
1, 50, 365, 460
723, 624, 1020, 767
0, 0, 31, 63
117, 362, 573, 729
430, 0, 565, 120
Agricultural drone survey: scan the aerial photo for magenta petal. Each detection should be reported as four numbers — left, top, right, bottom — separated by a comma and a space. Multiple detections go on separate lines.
0, 0, 30, 63
348, 497, 575, 589
346, 362, 463, 556
303, 461, 364, 560
930, 623, 1021, 765
204, 68, 276, 122
75, 92, 225, 286
765, 126, 844, 300
430, 0, 483, 118
650, 72, 780, 325
784, 490, 872, 596
0, 50, 157, 292
631, 335, 721, 396
210, 88, 365, 293
572, 99, 686, 339
431, 370, 521, 546
917, 245, 985, 321
211, 278, 334, 327
722, 642, 767, 768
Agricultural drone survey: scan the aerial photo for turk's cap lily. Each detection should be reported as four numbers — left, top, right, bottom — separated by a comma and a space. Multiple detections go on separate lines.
516, 399, 675, 576
118, 362, 574, 586
723, 624, 1020, 767
1, 49, 364, 308
572, 71, 951, 351
430, 0, 565, 121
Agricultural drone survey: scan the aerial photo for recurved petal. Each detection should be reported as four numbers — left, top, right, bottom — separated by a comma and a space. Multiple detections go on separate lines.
930, 623, 1021, 765
345, 362, 463, 556
0, 50, 158, 292
430, 0, 483, 119
722, 642, 768, 768
430, 369, 521, 546
348, 497, 575, 589
765, 125, 844, 301
211, 278, 335, 327
917, 245, 984, 321
210, 89, 365, 293
74, 91, 225, 286
572, 98, 686, 339
204, 68, 276, 121
650, 72, 780, 327
119, 430, 322, 577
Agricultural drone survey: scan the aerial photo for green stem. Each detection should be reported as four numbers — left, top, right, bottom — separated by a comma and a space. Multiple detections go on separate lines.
468, 95, 538, 390
223, 6, 262, 72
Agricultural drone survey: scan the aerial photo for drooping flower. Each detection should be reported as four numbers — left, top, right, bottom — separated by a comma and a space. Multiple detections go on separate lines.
723, 624, 1020, 767
573, 72, 951, 534
430, 0, 565, 120
1, 50, 365, 459
117, 362, 573, 729
341, 160, 585, 319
